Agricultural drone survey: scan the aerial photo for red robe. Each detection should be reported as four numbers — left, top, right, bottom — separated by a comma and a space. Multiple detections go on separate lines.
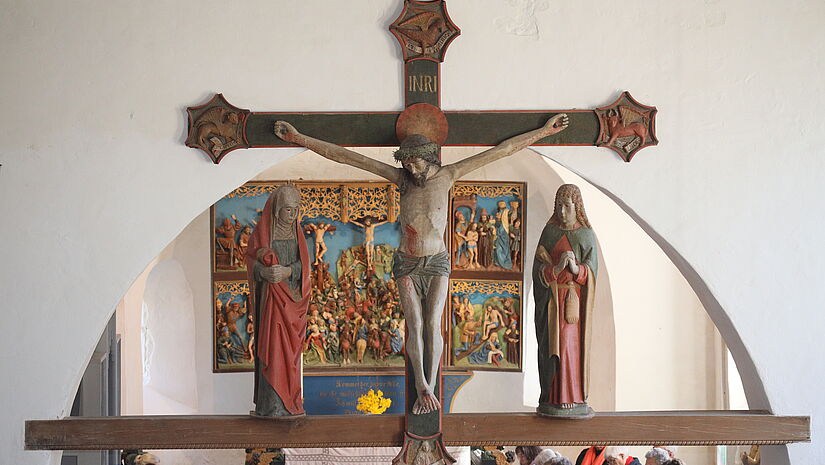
246, 196, 311, 416
542, 234, 589, 405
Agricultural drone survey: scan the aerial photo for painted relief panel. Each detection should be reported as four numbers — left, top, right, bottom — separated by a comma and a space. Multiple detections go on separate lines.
212, 181, 405, 372
447, 279, 521, 371
212, 181, 524, 374
213, 280, 253, 371
450, 182, 525, 274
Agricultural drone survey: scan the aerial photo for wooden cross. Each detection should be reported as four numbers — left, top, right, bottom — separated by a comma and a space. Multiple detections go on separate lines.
186, 2, 657, 165
185, 1, 657, 462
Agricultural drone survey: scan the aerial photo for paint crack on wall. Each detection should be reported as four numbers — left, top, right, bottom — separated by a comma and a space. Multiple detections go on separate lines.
495, 0, 550, 39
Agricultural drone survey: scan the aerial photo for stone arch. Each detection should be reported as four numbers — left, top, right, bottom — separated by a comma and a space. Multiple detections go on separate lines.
86, 147, 782, 464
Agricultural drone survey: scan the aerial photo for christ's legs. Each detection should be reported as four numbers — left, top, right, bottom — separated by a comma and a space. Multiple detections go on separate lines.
424, 275, 448, 393
398, 276, 430, 414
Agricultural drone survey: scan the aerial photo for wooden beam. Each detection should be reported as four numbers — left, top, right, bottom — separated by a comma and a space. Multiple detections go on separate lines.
25, 411, 809, 450
242, 111, 598, 148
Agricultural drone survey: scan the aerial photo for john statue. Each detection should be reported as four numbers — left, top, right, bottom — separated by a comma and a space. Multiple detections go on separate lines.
273, 114, 569, 414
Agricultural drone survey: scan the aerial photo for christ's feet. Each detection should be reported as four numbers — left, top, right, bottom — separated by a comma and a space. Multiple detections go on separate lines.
412, 390, 441, 415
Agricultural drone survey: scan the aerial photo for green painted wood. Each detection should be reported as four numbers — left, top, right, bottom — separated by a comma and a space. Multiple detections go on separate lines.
245, 113, 400, 147
444, 111, 600, 146
404, 363, 441, 436
406, 60, 440, 107
243, 111, 600, 148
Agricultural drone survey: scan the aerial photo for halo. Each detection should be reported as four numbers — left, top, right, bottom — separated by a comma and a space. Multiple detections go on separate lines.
395, 103, 449, 146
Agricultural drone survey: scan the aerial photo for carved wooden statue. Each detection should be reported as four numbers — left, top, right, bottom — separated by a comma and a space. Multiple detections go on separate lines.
246, 184, 312, 418
274, 114, 568, 416
533, 184, 598, 418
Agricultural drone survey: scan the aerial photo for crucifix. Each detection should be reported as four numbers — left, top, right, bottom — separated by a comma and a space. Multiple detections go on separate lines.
186, 1, 657, 463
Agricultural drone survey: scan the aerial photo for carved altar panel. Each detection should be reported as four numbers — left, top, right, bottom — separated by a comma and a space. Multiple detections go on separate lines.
211, 181, 404, 373
212, 180, 525, 375
213, 281, 253, 372
449, 182, 526, 276
446, 279, 522, 371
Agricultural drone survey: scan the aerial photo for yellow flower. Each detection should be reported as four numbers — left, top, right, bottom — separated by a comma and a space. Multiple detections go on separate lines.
356, 388, 393, 414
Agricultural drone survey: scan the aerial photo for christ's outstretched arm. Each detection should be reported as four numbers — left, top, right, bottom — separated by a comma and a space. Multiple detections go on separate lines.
274, 121, 402, 184
447, 113, 569, 179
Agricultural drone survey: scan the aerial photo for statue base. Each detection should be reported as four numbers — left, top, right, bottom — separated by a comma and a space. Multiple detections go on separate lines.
536, 402, 594, 419
392, 433, 455, 465
249, 410, 306, 420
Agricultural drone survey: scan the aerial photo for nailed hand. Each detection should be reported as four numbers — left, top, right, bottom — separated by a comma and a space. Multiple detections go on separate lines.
544, 113, 569, 135
273, 121, 299, 143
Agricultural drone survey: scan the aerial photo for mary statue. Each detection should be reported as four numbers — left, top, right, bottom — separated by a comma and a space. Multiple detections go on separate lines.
533, 184, 598, 418
246, 184, 312, 418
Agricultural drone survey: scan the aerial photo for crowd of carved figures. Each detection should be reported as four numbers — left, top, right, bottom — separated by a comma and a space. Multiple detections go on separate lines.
213, 272, 527, 372
212, 181, 412, 371
213, 221, 408, 369
304, 254, 406, 366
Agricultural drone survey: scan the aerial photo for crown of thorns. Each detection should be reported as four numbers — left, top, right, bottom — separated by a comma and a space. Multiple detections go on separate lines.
393, 134, 441, 165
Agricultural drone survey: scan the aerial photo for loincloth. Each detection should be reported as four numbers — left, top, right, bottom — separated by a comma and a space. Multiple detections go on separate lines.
392, 249, 450, 298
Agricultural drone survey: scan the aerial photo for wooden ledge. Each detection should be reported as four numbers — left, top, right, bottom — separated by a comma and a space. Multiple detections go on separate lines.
26, 411, 809, 451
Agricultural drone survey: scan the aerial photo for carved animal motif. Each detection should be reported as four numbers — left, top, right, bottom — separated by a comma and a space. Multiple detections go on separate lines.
605, 107, 648, 147
397, 11, 446, 50
194, 107, 241, 155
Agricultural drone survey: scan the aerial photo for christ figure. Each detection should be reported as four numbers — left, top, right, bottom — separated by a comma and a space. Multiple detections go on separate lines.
273, 113, 568, 414
350, 216, 388, 269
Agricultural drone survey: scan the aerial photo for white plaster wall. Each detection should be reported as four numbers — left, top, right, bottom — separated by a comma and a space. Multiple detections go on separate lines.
115, 257, 157, 415
1, 1, 822, 464
142, 260, 200, 414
